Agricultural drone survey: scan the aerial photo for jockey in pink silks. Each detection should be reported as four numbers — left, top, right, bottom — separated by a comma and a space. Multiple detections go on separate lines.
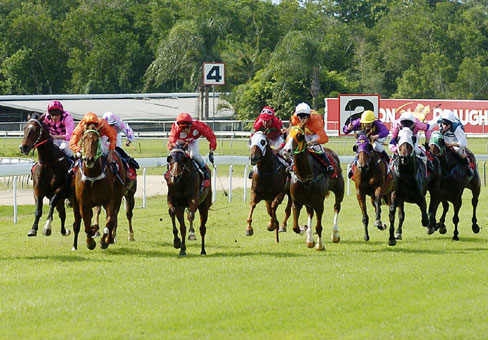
42, 100, 75, 159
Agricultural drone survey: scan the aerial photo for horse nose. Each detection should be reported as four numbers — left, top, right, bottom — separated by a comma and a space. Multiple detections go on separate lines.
250, 156, 259, 165
19, 144, 27, 154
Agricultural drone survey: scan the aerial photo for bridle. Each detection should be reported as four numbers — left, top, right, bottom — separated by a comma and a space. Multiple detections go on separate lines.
26, 119, 48, 149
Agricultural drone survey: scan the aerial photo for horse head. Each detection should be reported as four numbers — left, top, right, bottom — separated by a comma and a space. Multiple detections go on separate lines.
20, 112, 48, 155
428, 131, 445, 157
353, 134, 374, 173
283, 126, 306, 160
81, 123, 102, 168
397, 127, 414, 165
249, 131, 269, 165
167, 142, 191, 183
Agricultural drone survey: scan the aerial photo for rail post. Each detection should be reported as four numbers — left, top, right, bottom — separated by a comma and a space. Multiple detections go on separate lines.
243, 165, 249, 202
228, 165, 233, 203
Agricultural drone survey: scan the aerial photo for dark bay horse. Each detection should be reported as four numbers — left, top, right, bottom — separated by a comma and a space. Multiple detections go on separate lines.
429, 131, 481, 240
283, 126, 344, 250
351, 135, 396, 245
390, 127, 441, 238
71, 125, 126, 250
165, 143, 212, 256
19, 113, 71, 238
246, 131, 292, 242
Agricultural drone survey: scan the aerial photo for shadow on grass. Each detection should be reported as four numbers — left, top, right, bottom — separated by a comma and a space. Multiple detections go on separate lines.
0, 254, 106, 262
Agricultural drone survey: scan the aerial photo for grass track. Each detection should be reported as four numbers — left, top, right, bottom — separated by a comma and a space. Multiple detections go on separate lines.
1, 184, 487, 339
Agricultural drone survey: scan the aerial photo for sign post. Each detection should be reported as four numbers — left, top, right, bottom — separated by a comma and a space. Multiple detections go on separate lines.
203, 63, 225, 129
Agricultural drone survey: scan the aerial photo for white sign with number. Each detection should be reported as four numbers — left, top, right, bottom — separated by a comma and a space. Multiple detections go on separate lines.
203, 63, 225, 86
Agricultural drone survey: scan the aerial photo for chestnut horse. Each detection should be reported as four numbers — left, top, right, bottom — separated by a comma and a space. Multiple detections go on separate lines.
71, 124, 126, 250
283, 126, 344, 250
19, 113, 72, 238
352, 135, 396, 245
390, 127, 441, 238
246, 131, 292, 242
165, 142, 212, 256
429, 131, 481, 240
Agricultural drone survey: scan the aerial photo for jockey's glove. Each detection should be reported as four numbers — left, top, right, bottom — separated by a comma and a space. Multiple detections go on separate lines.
208, 152, 214, 165
75, 151, 82, 159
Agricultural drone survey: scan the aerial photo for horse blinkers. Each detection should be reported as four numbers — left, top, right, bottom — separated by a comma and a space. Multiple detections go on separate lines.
82, 129, 102, 168
250, 138, 267, 165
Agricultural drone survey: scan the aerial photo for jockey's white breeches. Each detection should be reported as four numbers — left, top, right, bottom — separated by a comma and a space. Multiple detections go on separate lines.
444, 136, 467, 158
187, 139, 205, 167
53, 139, 73, 157
305, 134, 325, 153
373, 137, 386, 153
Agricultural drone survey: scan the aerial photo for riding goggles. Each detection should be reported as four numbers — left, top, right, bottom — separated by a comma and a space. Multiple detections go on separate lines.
261, 109, 273, 115
178, 122, 191, 128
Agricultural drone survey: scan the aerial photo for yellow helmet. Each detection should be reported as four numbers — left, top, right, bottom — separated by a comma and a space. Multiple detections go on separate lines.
360, 110, 376, 123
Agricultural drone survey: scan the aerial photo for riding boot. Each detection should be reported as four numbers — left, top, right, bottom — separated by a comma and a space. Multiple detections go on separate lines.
318, 152, 335, 174
380, 151, 390, 164
129, 157, 140, 169
248, 170, 253, 179
202, 165, 211, 179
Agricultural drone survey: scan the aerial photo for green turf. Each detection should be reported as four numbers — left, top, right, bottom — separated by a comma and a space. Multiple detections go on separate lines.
0, 184, 487, 339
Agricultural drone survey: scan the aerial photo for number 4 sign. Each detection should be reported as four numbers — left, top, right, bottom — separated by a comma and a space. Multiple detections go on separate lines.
203, 62, 225, 86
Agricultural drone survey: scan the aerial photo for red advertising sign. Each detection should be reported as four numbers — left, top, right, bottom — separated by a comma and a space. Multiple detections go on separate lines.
326, 98, 488, 134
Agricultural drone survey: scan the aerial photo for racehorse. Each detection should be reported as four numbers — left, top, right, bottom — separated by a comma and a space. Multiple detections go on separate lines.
71, 124, 126, 250
165, 142, 212, 256
19, 113, 72, 238
390, 127, 441, 239
246, 131, 291, 243
351, 134, 396, 245
283, 126, 344, 250
429, 131, 481, 240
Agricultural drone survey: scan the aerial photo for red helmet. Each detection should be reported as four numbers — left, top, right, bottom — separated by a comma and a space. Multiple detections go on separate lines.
47, 100, 64, 113
84, 112, 99, 124
176, 113, 193, 126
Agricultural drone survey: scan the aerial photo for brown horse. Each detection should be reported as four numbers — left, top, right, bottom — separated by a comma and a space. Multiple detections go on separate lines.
283, 126, 344, 250
71, 124, 126, 250
429, 131, 481, 240
351, 135, 396, 245
390, 127, 441, 238
246, 131, 292, 242
165, 142, 212, 256
19, 112, 72, 238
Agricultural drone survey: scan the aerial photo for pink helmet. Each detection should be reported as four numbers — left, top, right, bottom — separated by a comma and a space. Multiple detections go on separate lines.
47, 100, 64, 113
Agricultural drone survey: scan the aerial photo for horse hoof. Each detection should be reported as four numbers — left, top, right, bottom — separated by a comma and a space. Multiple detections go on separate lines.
427, 227, 435, 235
306, 242, 315, 248
374, 220, 386, 230
267, 222, 278, 231
128, 233, 135, 241
201, 250, 207, 255
179, 250, 187, 257
86, 239, 96, 250
173, 238, 181, 249
364, 235, 370, 242
331, 232, 340, 243
453, 236, 459, 241
42, 228, 51, 236
71, 247, 77, 251
395, 233, 402, 240
188, 234, 197, 241
246, 229, 253, 237
299, 226, 307, 235
472, 224, 480, 234
62, 229, 71, 237
439, 227, 447, 235
27, 229, 37, 237
279, 227, 286, 233
100, 239, 109, 249
388, 239, 397, 246
292, 227, 301, 234
315, 244, 325, 251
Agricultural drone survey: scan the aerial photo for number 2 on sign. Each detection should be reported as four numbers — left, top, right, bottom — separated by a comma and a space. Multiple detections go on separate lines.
206, 66, 222, 82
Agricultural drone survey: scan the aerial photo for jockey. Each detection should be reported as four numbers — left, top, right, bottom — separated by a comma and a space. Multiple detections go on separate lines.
168, 112, 217, 179
433, 111, 474, 177
42, 100, 75, 160
102, 111, 139, 169
290, 102, 334, 174
69, 112, 117, 158
248, 106, 285, 179
343, 110, 390, 163
389, 111, 432, 162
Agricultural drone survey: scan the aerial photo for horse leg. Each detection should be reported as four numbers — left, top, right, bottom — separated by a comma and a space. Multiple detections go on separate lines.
305, 206, 315, 248
471, 184, 480, 234
198, 198, 211, 255
395, 201, 405, 240
28, 195, 43, 237
125, 192, 136, 241
436, 201, 449, 234
169, 206, 181, 249
314, 205, 325, 251
280, 193, 292, 233
419, 197, 430, 229
357, 192, 369, 241
452, 198, 462, 241
265, 200, 279, 232
176, 207, 187, 256
55, 199, 70, 236
72, 199, 82, 251
388, 193, 397, 246
246, 193, 259, 237
427, 189, 440, 235
187, 203, 198, 242
81, 205, 96, 250
291, 201, 303, 235
92, 206, 101, 237
373, 188, 387, 231
270, 194, 285, 242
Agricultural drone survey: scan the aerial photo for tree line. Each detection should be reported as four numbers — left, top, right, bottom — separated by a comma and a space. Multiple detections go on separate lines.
1, 0, 487, 119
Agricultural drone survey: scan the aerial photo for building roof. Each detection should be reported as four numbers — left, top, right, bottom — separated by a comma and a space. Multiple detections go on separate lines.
0, 93, 233, 121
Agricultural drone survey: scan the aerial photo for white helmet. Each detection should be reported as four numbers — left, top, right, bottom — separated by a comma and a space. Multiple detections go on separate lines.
295, 102, 311, 115
440, 111, 457, 123
399, 112, 415, 123
103, 111, 117, 125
